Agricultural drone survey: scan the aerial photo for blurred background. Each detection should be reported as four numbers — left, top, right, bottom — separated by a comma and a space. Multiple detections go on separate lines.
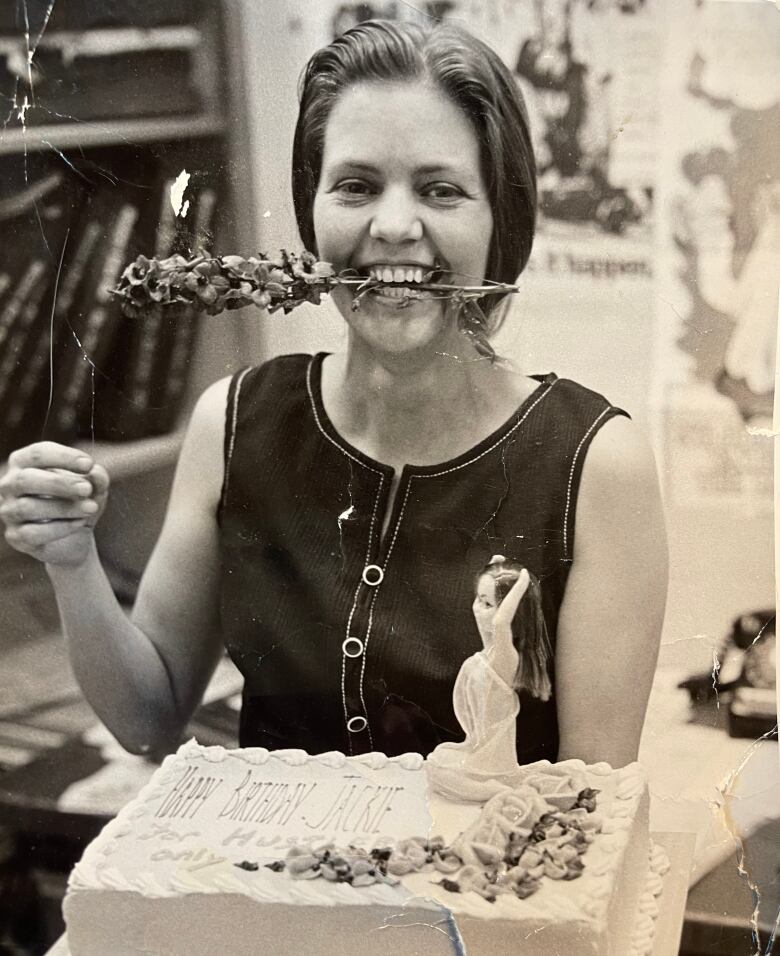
0, 0, 776, 953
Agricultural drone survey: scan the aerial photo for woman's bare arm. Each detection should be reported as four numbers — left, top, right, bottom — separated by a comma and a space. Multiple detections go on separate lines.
45, 377, 231, 757
555, 415, 668, 767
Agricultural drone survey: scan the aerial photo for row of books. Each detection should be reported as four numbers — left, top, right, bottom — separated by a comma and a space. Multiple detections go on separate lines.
0, 148, 220, 460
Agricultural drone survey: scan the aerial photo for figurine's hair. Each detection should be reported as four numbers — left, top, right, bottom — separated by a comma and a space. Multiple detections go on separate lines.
292, 18, 537, 327
479, 557, 552, 701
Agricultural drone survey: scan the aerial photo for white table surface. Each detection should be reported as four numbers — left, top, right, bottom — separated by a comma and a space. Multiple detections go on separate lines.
639, 663, 778, 886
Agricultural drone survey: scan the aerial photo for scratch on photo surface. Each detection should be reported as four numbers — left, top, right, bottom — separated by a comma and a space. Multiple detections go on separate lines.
41, 140, 91, 183
338, 462, 357, 566
710, 648, 721, 709
49, 320, 99, 448
473, 441, 513, 539
338, 505, 356, 551
171, 170, 191, 218
655, 293, 696, 333
34, 102, 151, 155
42, 226, 69, 434
661, 631, 719, 648
1, 0, 54, 128
395, 0, 440, 21
746, 424, 778, 438
9, 2, 63, 251
718, 727, 779, 955
377, 909, 467, 954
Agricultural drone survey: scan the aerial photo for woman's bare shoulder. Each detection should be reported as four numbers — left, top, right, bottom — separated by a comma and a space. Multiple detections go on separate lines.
580, 414, 661, 503
171, 376, 233, 511
573, 414, 666, 564
191, 375, 233, 430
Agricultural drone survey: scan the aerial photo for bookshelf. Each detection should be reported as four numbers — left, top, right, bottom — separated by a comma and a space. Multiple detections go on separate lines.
0, 115, 226, 155
0, 2, 258, 604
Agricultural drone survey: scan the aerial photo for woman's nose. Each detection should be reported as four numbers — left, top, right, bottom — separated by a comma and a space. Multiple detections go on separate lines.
368, 189, 423, 243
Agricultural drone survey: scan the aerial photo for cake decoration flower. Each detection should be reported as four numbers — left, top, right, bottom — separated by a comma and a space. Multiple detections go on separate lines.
250, 782, 601, 903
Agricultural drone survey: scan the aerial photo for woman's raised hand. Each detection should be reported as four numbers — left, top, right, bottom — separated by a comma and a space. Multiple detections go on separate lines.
0, 442, 109, 568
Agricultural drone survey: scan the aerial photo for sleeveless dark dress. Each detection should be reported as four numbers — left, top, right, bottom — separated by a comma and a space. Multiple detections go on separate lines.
217, 352, 628, 763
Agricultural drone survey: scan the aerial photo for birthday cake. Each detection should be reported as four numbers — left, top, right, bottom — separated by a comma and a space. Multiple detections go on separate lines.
64, 740, 667, 956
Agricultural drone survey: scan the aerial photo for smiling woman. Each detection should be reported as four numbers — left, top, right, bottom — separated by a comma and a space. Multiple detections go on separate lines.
0, 18, 667, 773
294, 19, 537, 329
312, 79, 494, 358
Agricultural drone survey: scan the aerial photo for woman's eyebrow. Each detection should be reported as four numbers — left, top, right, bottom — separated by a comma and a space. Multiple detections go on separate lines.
327, 161, 379, 175
326, 160, 470, 177
414, 163, 466, 176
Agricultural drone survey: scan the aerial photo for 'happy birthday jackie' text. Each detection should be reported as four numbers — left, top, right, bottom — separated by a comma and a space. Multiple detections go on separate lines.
153, 764, 406, 836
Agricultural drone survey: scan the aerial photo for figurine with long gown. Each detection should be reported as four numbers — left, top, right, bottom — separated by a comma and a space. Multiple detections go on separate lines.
427, 556, 555, 802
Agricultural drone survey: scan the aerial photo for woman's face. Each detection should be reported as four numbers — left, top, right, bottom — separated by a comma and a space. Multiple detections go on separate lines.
313, 80, 493, 358
472, 572, 498, 646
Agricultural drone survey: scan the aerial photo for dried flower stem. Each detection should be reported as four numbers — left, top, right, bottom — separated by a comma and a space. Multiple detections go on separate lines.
112, 250, 519, 319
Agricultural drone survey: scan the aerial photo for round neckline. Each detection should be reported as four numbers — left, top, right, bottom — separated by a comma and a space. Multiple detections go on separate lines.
308, 352, 557, 476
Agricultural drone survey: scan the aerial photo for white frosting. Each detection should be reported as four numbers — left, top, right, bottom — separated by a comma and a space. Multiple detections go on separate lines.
630, 841, 671, 956
70, 740, 432, 909
66, 742, 660, 956
406, 758, 647, 927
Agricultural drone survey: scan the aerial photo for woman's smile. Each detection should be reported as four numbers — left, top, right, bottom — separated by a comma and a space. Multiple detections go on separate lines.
313, 79, 493, 353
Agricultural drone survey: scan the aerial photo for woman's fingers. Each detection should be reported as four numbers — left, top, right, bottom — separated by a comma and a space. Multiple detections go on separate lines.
7, 442, 94, 472
493, 569, 530, 627
0, 494, 99, 523
0, 466, 95, 501
4, 517, 91, 551
0, 444, 106, 568
7, 442, 94, 474
85, 463, 110, 498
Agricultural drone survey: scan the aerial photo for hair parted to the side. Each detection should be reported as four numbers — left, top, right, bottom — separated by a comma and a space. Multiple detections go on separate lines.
478, 556, 552, 701
292, 18, 537, 329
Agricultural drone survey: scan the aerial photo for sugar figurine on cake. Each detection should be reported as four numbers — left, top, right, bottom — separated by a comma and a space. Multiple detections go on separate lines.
428, 555, 552, 802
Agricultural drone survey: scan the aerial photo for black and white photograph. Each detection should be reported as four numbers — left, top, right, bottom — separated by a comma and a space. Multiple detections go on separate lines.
0, 1, 777, 954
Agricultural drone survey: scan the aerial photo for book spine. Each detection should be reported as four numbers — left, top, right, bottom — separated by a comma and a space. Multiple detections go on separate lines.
0, 260, 48, 353
155, 177, 177, 258
110, 177, 178, 439
55, 219, 103, 317
5, 221, 102, 434
0, 172, 64, 222
0, 275, 52, 410
0, 273, 13, 304
54, 203, 139, 435
125, 305, 164, 415
154, 186, 218, 432
6, 330, 51, 429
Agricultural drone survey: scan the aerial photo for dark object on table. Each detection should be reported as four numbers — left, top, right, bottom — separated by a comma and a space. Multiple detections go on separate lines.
728, 611, 777, 739
678, 610, 777, 739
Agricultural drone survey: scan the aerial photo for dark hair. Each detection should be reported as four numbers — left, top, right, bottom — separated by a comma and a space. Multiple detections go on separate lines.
292, 19, 537, 327
478, 557, 552, 700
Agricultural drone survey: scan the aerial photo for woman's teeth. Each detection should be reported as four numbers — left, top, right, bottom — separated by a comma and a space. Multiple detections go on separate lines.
369, 266, 425, 284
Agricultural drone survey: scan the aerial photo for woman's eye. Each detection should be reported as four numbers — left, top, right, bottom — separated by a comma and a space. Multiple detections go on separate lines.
335, 180, 373, 197
422, 182, 463, 201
